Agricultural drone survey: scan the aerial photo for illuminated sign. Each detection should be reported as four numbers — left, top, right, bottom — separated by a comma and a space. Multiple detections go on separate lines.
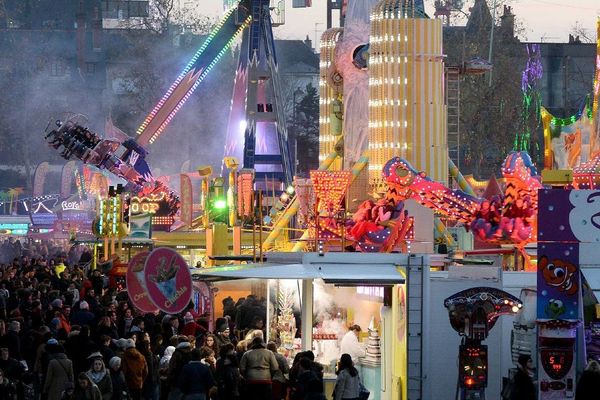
541, 348, 573, 380
61, 201, 81, 211
30, 213, 58, 227
131, 193, 165, 215
130, 192, 175, 230
459, 345, 488, 390
0, 223, 29, 236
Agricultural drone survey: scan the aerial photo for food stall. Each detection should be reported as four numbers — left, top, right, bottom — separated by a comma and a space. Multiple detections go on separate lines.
192, 252, 433, 400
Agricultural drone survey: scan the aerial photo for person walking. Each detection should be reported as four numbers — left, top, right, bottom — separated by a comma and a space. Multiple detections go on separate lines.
166, 340, 192, 400
510, 355, 536, 400
85, 353, 112, 400
215, 344, 240, 400
239, 337, 278, 400
178, 348, 216, 400
333, 354, 361, 400
72, 372, 102, 400
43, 345, 74, 400
107, 357, 128, 400
120, 340, 147, 400
267, 342, 289, 400
575, 360, 600, 400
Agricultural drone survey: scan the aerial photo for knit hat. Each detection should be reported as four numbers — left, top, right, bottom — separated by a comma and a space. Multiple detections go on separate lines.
51, 299, 63, 309
216, 318, 228, 333
108, 357, 121, 369
184, 312, 194, 323
114, 338, 128, 349
79, 301, 89, 310
87, 352, 103, 360
124, 339, 135, 349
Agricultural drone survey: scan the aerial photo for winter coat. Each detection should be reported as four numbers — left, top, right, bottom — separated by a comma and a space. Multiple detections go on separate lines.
240, 347, 278, 381
72, 382, 103, 400
216, 354, 241, 398
510, 368, 535, 400
575, 370, 600, 400
334, 369, 360, 400
166, 347, 191, 389
272, 351, 290, 383
86, 370, 113, 400
0, 378, 17, 400
178, 361, 216, 395
109, 370, 128, 400
44, 353, 74, 400
182, 322, 207, 337
120, 348, 148, 391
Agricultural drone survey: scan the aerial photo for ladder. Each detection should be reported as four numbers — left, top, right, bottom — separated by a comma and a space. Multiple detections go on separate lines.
407, 255, 426, 400
446, 67, 461, 177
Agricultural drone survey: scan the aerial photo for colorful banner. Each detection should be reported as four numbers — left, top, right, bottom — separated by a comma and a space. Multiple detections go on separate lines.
541, 103, 594, 169
538, 189, 600, 243
144, 247, 192, 314
60, 161, 77, 198
126, 251, 158, 313
32, 162, 49, 197
180, 174, 193, 226
537, 242, 580, 321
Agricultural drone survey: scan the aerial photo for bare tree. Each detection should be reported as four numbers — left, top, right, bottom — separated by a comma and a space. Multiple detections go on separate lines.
570, 21, 594, 44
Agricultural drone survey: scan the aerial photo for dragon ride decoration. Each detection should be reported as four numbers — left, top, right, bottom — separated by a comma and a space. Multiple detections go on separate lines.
381, 152, 542, 251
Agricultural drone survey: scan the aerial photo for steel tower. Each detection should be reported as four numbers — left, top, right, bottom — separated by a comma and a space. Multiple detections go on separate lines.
224, 0, 293, 190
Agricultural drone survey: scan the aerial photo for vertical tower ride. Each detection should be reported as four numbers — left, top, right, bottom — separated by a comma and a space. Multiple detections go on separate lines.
367, 0, 447, 190
224, 0, 293, 189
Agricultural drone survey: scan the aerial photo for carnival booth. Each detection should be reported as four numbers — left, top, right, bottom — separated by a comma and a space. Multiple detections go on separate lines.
193, 252, 432, 400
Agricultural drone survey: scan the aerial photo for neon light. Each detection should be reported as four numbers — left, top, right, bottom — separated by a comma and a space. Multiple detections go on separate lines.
136, 6, 248, 141
144, 18, 252, 144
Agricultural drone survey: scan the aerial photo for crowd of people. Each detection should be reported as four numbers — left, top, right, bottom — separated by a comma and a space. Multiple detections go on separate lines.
0, 239, 368, 400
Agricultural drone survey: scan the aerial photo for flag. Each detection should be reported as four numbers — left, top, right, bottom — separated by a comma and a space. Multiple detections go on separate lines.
33, 162, 50, 197
60, 161, 77, 199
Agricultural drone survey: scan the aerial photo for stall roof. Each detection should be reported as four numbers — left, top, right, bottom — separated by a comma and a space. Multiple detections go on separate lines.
191, 252, 430, 285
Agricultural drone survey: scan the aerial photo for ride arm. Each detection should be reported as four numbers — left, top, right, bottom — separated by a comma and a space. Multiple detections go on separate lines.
136, 6, 252, 146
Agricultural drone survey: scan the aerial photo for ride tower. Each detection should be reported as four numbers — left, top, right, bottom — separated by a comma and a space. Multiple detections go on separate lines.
224, 0, 293, 191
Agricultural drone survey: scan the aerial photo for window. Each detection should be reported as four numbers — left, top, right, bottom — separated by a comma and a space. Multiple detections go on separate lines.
128, 1, 149, 18
102, 1, 149, 19
50, 61, 66, 77
86, 63, 96, 74
102, 1, 120, 19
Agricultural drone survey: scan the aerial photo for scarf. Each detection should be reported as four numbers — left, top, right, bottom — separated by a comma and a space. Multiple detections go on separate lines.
87, 370, 107, 383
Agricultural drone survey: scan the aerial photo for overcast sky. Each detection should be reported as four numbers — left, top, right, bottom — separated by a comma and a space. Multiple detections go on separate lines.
201, 0, 600, 43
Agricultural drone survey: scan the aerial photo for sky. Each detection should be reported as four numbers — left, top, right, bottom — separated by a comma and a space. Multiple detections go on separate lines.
201, 0, 600, 44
